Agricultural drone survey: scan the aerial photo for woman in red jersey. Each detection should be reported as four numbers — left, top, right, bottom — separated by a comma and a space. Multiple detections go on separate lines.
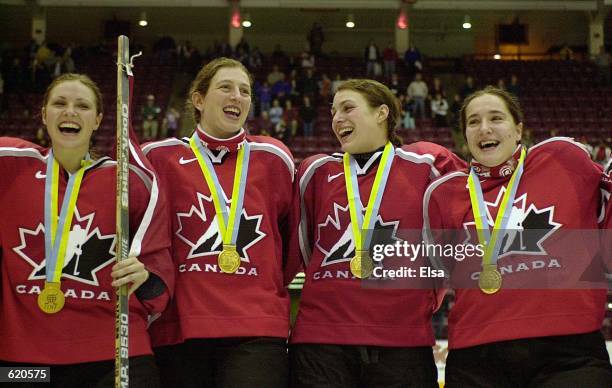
0, 73, 172, 387
424, 86, 612, 387
290, 78, 465, 387
144, 57, 300, 388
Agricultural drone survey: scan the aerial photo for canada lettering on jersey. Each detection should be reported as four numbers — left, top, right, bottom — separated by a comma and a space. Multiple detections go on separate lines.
13, 208, 116, 287
175, 191, 266, 272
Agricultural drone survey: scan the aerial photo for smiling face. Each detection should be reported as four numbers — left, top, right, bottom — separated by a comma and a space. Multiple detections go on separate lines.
192, 66, 251, 138
42, 80, 101, 154
331, 89, 388, 154
465, 93, 522, 167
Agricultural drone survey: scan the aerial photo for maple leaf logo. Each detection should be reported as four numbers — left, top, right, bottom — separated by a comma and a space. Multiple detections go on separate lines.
175, 191, 266, 262
13, 209, 116, 286
463, 189, 562, 259
316, 202, 401, 267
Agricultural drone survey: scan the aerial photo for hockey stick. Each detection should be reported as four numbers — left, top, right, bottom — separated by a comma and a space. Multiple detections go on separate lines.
115, 35, 131, 388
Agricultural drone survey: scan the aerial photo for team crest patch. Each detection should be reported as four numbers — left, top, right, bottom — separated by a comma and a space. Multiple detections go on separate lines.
13, 209, 116, 286
463, 188, 562, 258
316, 202, 401, 267
175, 191, 266, 262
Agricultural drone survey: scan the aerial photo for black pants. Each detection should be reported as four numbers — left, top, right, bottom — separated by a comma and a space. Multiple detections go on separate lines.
0, 355, 160, 388
446, 331, 612, 388
154, 337, 288, 388
289, 344, 438, 388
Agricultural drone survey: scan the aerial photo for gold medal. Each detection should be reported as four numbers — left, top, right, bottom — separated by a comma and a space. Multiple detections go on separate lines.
218, 244, 241, 273
479, 265, 502, 294
350, 250, 374, 279
37, 282, 65, 314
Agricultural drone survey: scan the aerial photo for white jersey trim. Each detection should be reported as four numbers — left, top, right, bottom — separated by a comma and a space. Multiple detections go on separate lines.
141, 138, 187, 155
0, 147, 46, 161
298, 155, 340, 265
249, 141, 295, 182
395, 148, 441, 178
422, 171, 468, 271
529, 136, 591, 157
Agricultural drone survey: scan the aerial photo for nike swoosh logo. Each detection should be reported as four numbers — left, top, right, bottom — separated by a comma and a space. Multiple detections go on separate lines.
327, 172, 343, 182
179, 157, 197, 165
35, 171, 46, 179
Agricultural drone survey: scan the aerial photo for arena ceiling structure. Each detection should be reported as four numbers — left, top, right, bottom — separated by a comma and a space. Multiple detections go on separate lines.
0, 0, 610, 10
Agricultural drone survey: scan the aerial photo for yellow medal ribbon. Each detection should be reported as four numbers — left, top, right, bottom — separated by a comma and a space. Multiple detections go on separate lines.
189, 133, 250, 273
343, 142, 395, 278
467, 147, 526, 293
41, 152, 91, 313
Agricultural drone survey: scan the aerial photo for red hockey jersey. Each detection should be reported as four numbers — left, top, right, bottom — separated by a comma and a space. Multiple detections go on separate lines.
143, 127, 300, 346
0, 137, 172, 364
291, 142, 466, 347
424, 137, 609, 349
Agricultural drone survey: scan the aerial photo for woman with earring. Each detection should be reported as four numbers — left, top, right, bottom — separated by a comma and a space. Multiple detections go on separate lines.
144, 57, 300, 388
290, 79, 466, 387
424, 86, 612, 387
0, 73, 172, 387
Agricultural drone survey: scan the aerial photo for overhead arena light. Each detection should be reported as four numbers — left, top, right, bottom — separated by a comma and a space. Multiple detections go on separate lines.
138, 12, 148, 27
242, 13, 252, 28
346, 14, 355, 29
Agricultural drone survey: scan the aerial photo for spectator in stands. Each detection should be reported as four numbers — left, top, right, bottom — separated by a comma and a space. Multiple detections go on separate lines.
269, 98, 284, 126
308, 22, 325, 57
507, 74, 521, 97
272, 75, 291, 105
267, 65, 285, 86
145, 58, 297, 388
318, 73, 332, 102
177, 40, 195, 71
299, 95, 316, 137
364, 40, 380, 77
400, 94, 416, 130
257, 110, 274, 136
300, 47, 316, 69
288, 74, 301, 105
404, 44, 422, 75
388, 72, 404, 96
497, 78, 506, 90
290, 78, 465, 388
162, 106, 180, 138
331, 73, 343, 94
63, 46, 76, 74
274, 118, 288, 142
594, 46, 610, 86
592, 139, 611, 166
424, 86, 612, 387
559, 43, 574, 61
430, 76, 445, 98
449, 94, 463, 131
272, 44, 287, 63
407, 72, 428, 119
0, 73, 171, 387
142, 94, 161, 141
283, 99, 299, 138
235, 37, 250, 55
382, 42, 398, 79
257, 81, 272, 113
459, 75, 476, 99
431, 92, 449, 127
577, 135, 594, 155
300, 68, 319, 99
522, 127, 534, 148
249, 47, 263, 69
